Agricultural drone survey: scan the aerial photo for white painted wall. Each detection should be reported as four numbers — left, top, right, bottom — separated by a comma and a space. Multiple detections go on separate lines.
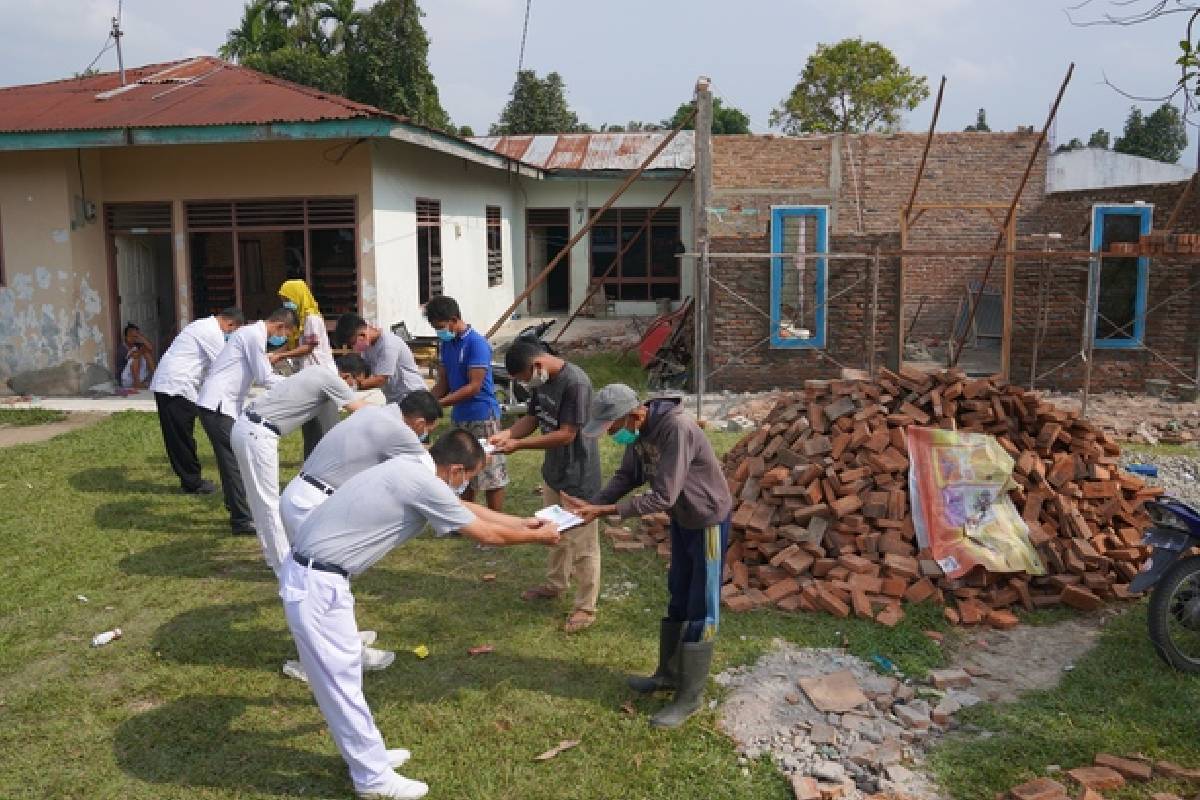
1048, 148, 1194, 193
512, 176, 695, 317
370, 139, 521, 336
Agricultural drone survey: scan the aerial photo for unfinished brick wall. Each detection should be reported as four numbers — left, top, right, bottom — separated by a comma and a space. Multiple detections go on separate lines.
1009, 179, 1200, 392
711, 132, 1047, 343
705, 232, 900, 391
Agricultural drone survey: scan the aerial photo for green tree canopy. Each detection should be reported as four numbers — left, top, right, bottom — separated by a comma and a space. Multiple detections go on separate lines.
663, 98, 751, 134
1087, 128, 1112, 149
490, 70, 581, 135
963, 108, 990, 132
769, 38, 929, 134
1114, 103, 1188, 163
1055, 137, 1085, 153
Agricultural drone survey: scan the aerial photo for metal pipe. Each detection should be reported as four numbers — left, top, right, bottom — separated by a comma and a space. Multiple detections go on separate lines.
905, 75, 947, 219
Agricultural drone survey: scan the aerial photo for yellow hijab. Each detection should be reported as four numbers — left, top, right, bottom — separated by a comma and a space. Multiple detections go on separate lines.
278, 279, 321, 348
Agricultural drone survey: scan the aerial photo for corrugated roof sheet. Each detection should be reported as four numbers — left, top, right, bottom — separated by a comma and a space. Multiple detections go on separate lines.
0, 56, 402, 133
470, 131, 695, 171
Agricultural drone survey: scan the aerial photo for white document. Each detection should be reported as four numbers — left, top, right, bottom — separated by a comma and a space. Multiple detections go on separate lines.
478, 437, 497, 455
535, 504, 585, 532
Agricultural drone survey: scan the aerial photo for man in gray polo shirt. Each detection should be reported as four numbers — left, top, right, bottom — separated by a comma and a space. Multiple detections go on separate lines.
232, 355, 370, 576
335, 314, 426, 404
281, 430, 559, 800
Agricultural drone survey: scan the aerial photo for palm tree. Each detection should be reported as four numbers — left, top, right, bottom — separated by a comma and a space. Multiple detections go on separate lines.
220, 0, 289, 61
318, 0, 361, 54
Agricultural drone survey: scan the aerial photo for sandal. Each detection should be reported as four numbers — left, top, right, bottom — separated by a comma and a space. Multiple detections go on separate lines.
521, 585, 562, 602
563, 610, 596, 634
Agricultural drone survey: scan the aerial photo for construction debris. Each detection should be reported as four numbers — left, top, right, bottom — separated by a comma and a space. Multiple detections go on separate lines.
709, 367, 1157, 626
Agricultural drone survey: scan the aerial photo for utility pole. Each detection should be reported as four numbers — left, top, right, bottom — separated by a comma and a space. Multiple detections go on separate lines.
693, 77, 713, 421
112, 14, 126, 86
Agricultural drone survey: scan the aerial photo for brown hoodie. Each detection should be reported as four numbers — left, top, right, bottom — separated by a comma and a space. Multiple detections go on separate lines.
593, 397, 733, 529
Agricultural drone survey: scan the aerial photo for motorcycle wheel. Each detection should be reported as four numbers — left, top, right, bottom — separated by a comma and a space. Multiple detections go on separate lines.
1147, 553, 1200, 673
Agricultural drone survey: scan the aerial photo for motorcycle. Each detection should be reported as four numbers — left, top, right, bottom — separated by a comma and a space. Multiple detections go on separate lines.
1130, 496, 1200, 672
492, 318, 558, 413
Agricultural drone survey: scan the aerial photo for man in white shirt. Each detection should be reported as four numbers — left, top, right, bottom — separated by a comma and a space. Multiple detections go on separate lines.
150, 307, 244, 495
281, 430, 559, 799
197, 307, 297, 534
334, 314, 426, 405
233, 356, 370, 576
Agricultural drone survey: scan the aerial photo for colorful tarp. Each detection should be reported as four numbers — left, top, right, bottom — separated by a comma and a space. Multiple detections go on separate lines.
907, 426, 1046, 580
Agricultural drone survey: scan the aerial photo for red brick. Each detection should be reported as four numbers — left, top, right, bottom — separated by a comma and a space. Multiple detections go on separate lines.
1093, 754, 1152, 782
1061, 585, 1103, 612
1009, 777, 1068, 800
1067, 767, 1125, 792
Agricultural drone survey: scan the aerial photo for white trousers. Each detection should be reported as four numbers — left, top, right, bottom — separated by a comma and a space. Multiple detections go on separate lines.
280, 554, 391, 790
280, 475, 330, 542
231, 417, 288, 575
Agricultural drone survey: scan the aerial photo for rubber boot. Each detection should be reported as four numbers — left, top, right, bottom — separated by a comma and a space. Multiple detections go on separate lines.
627, 619, 684, 693
649, 640, 714, 729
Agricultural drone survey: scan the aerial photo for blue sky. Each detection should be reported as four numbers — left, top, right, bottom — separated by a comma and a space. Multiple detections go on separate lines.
1, 0, 1194, 164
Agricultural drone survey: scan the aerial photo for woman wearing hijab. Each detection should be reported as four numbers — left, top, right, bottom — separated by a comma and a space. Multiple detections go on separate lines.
274, 279, 340, 457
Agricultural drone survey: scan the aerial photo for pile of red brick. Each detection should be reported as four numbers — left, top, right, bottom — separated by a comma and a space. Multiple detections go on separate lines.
1009, 753, 1200, 800
1112, 230, 1200, 256
711, 367, 1159, 628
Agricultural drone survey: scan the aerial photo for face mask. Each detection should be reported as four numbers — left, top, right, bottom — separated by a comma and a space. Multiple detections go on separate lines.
419, 430, 430, 443
223, 333, 232, 341
527, 365, 549, 388
612, 426, 640, 446
267, 334, 287, 347
449, 468, 469, 495
435, 328, 454, 342
353, 337, 370, 353
281, 300, 298, 311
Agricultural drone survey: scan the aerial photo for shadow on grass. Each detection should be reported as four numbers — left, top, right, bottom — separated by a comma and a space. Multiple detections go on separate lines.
119, 536, 275, 582
69, 466, 178, 495
113, 694, 347, 798
151, 600, 295, 669
95, 499, 227, 535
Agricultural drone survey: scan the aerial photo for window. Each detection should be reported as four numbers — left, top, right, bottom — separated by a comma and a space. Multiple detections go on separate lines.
1091, 204, 1151, 348
486, 205, 503, 287
588, 207, 681, 301
770, 206, 828, 349
416, 198, 442, 304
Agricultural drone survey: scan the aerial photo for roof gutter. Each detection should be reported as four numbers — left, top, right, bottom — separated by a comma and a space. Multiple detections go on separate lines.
387, 122, 543, 179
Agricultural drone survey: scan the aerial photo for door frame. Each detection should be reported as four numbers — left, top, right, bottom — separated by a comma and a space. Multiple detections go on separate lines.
524, 208, 572, 314
104, 202, 176, 377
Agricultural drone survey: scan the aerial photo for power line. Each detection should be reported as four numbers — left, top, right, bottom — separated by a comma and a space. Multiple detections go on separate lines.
80, 30, 115, 76
516, 0, 531, 75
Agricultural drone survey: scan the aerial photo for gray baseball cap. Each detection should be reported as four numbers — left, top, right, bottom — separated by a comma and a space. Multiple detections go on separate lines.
582, 383, 641, 438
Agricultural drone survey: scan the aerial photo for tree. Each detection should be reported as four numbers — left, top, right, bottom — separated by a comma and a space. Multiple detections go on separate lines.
458, 125, 475, 137
490, 70, 581, 135
1055, 137, 1085, 153
963, 108, 991, 132
220, 0, 289, 61
1114, 103, 1188, 163
1088, 128, 1112, 149
318, 0, 362, 54
769, 38, 929, 134
346, 0, 451, 130
244, 48, 347, 95
663, 98, 751, 134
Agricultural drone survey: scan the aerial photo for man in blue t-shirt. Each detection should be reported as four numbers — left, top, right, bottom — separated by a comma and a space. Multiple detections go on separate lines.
426, 295, 508, 512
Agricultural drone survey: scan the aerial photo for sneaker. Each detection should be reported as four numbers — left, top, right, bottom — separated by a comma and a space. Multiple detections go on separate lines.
184, 480, 217, 495
362, 646, 396, 672
357, 771, 428, 799
387, 748, 411, 768
282, 660, 308, 683
360, 630, 378, 647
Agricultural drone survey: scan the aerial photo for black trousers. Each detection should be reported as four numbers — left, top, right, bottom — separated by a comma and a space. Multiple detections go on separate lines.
198, 407, 253, 528
154, 392, 204, 491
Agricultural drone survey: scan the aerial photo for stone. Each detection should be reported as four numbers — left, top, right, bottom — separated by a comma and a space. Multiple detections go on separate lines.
1009, 777, 1068, 800
799, 671, 870, 713
885, 765, 917, 784
894, 702, 931, 730
1093, 754, 1152, 782
928, 667, 973, 689
812, 761, 846, 783
1067, 767, 1125, 792
809, 723, 838, 745
848, 741, 877, 766
792, 776, 822, 800
932, 697, 961, 726
872, 739, 904, 768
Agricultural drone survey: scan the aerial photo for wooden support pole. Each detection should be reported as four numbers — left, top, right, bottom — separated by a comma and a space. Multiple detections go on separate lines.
868, 247, 880, 376
896, 208, 908, 370
905, 75, 946, 220
951, 62, 1074, 368
484, 107, 697, 339
551, 170, 692, 344
1164, 171, 1199, 233
694, 77, 713, 416
1000, 213, 1016, 380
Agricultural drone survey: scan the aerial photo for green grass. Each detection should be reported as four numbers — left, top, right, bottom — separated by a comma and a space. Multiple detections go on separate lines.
569, 351, 649, 393
928, 606, 1200, 799
0, 408, 67, 426
1120, 442, 1200, 457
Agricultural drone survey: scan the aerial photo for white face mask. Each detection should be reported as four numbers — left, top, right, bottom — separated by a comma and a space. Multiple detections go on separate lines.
526, 365, 549, 388
449, 466, 469, 495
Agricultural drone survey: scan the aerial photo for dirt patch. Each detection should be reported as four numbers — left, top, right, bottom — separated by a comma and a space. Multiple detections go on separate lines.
0, 412, 107, 448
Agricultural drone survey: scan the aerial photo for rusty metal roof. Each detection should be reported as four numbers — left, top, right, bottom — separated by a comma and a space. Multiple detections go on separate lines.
0, 56, 402, 133
470, 132, 695, 172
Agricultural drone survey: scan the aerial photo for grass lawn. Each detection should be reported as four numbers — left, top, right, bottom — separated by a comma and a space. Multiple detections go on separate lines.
0, 408, 68, 426
1, 410, 1196, 799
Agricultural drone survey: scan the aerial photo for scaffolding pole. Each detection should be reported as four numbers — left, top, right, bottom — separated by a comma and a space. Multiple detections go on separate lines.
694, 77, 713, 419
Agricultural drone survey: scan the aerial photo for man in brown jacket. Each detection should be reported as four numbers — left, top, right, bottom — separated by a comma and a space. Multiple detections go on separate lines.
564, 383, 732, 728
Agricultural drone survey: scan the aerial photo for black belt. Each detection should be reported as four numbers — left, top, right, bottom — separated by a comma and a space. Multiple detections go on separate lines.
300, 472, 334, 496
293, 551, 348, 578
246, 411, 281, 436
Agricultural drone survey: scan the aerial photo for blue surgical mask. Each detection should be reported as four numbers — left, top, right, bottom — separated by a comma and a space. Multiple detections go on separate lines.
282, 300, 298, 311
435, 329, 454, 342
612, 427, 640, 446
419, 431, 430, 443
223, 333, 231, 341
267, 334, 287, 347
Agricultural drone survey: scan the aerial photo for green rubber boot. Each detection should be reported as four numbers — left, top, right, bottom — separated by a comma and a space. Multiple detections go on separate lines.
649, 640, 714, 728
627, 619, 684, 693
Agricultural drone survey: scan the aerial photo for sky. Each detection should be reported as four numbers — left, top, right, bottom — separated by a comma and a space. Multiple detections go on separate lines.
0, 0, 1195, 165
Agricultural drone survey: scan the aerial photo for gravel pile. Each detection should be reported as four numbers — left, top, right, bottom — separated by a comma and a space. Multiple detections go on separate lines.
1117, 453, 1200, 507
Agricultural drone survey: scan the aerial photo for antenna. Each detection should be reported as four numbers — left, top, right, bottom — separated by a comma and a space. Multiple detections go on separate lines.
111, 0, 125, 86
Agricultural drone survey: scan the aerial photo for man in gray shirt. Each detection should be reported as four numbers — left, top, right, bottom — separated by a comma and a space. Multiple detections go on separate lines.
232, 355, 369, 577
490, 341, 602, 633
281, 431, 559, 800
335, 314, 426, 404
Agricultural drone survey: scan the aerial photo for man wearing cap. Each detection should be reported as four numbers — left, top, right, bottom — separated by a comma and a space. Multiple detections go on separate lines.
563, 383, 732, 728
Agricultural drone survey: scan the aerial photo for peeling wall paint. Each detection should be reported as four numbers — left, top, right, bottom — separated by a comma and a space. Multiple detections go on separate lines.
0, 270, 107, 380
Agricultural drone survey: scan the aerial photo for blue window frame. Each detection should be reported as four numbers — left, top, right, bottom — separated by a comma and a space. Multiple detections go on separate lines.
770, 206, 829, 349
1091, 204, 1151, 349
